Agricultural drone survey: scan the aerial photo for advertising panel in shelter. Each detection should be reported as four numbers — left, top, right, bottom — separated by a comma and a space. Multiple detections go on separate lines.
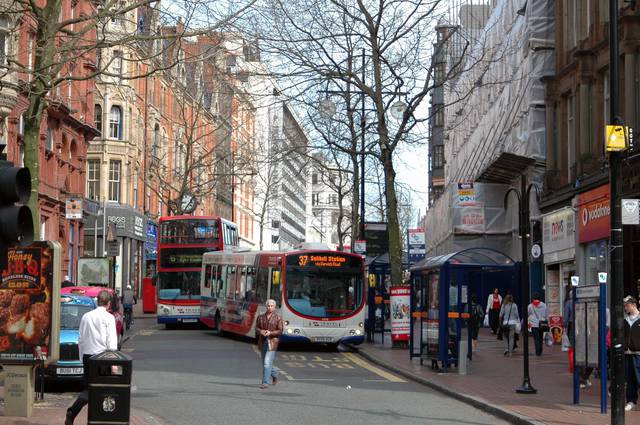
0, 242, 60, 364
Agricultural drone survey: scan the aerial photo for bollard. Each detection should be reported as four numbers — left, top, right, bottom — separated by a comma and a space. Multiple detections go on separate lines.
458, 340, 468, 375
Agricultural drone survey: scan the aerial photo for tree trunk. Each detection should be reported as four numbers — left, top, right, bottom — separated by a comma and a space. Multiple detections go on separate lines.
23, 100, 46, 238
381, 147, 402, 286
351, 152, 360, 239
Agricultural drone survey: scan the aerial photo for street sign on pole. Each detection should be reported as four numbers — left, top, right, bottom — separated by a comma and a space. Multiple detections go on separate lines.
621, 199, 640, 225
354, 240, 366, 255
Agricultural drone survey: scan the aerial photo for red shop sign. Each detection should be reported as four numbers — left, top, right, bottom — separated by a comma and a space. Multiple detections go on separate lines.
577, 185, 610, 244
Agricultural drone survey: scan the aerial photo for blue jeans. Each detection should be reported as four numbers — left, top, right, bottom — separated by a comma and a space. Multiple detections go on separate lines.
261, 341, 278, 385
626, 354, 640, 403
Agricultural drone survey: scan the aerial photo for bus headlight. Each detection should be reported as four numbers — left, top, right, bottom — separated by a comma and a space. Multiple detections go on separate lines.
284, 320, 289, 326
358, 322, 364, 328
349, 329, 356, 335
355, 329, 362, 335
287, 328, 293, 334
293, 328, 300, 334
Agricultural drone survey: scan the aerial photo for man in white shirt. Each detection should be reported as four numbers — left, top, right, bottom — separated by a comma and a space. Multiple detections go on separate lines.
66, 290, 118, 425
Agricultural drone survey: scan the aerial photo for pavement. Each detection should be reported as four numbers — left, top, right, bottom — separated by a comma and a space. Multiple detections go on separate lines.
355, 326, 640, 425
0, 303, 163, 425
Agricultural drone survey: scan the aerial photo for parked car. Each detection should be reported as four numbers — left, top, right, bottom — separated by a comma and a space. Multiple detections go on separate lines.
60, 286, 125, 348
42, 294, 95, 382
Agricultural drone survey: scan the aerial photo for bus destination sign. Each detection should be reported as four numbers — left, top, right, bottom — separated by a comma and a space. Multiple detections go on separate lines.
295, 255, 348, 268
159, 247, 207, 269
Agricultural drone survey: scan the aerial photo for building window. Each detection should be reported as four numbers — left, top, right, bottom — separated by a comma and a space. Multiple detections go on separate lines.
312, 193, 319, 206
328, 194, 337, 205
0, 15, 8, 66
567, 95, 576, 182
112, 50, 123, 77
312, 173, 318, 184
87, 160, 100, 201
108, 160, 121, 202
45, 127, 53, 152
434, 107, 444, 127
95, 104, 102, 134
109, 105, 122, 140
433, 145, 444, 169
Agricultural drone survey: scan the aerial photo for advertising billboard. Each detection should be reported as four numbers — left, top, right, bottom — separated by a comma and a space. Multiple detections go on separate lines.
0, 242, 60, 364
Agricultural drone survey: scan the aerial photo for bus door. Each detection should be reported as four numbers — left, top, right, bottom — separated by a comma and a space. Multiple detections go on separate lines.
268, 267, 282, 307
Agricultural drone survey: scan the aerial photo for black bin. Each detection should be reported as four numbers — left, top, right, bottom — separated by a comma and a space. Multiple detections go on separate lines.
87, 350, 132, 425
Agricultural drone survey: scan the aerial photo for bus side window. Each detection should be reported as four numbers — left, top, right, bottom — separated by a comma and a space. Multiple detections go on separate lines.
256, 266, 268, 303
204, 265, 212, 289
269, 267, 282, 307
218, 265, 228, 299
227, 266, 238, 300
244, 267, 256, 301
238, 266, 247, 300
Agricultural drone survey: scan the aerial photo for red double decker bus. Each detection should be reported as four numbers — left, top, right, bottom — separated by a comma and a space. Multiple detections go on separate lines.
156, 216, 238, 326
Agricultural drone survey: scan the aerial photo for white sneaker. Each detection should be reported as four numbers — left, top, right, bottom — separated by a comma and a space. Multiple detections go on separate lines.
579, 380, 592, 389
625, 402, 636, 411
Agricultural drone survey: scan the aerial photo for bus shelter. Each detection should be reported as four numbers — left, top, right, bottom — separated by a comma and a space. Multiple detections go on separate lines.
365, 253, 408, 342
409, 248, 519, 370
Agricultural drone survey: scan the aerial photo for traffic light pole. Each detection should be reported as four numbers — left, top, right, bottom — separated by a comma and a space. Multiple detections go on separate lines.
609, 1, 625, 423
0, 145, 34, 270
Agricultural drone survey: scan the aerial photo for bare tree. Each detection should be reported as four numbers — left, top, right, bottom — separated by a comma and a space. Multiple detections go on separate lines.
1, 0, 256, 233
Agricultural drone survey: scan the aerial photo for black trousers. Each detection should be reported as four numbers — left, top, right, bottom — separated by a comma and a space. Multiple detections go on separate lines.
531, 327, 543, 355
489, 309, 500, 334
67, 354, 92, 423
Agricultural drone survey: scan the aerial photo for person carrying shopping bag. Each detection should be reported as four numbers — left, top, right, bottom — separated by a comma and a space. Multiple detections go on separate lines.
499, 294, 520, 356
528, 292, 549, 356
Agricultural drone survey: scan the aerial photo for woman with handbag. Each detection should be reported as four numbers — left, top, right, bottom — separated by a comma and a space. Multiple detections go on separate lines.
499, 294, 520, 356
527, 292, 549, 356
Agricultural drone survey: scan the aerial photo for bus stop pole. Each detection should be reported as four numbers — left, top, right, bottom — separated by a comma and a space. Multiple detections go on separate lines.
515, 175, 536, 394
600, 279, 608, 413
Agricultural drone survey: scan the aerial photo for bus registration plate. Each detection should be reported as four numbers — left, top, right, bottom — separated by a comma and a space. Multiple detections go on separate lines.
181, 318, 198, 323
312, 336, 334, 343
305, 320, 345, 328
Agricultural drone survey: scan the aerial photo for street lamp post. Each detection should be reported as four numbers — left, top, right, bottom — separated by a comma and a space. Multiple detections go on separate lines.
505, 174, 537, 394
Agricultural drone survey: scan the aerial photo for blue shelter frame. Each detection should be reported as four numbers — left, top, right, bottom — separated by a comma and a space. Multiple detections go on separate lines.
409, 248, 520, 370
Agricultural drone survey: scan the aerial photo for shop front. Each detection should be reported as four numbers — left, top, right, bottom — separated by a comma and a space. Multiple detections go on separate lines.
84, 204, 147, 293
542, 207, 576, 341
575, 185, 610, 311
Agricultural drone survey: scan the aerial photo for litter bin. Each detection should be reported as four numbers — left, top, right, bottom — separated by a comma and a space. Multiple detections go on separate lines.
87, 350, 132, 425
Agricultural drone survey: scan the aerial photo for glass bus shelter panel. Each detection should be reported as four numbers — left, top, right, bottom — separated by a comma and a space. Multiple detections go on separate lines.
425, 272, 440, 360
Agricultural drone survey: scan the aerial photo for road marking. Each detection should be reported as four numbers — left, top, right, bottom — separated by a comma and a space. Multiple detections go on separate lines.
137, 329, 157, 337
251, 345, 294, 381
121, 348, 135, 353
341, 353, 406, 382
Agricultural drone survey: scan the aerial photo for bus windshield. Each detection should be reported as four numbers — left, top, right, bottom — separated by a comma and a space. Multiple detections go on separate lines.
157, 271, 201, 300
285, 256, 363, 319
159, 219, 219, 245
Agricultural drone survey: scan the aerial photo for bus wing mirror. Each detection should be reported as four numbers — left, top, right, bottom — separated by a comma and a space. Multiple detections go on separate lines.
272, 271, 281, 285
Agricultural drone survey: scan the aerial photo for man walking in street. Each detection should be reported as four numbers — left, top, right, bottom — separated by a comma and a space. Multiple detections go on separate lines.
624, 295, 640, 411
66, 290, 118, 425
255, 299, 283, 389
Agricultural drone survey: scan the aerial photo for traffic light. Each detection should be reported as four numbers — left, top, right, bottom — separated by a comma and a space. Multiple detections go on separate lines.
0, 145, 33, 270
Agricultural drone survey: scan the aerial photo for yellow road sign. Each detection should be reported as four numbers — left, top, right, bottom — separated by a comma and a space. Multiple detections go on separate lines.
606, 125, 629, 151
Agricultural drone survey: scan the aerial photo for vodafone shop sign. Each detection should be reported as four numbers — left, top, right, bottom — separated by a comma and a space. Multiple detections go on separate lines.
577, 185, 610, 244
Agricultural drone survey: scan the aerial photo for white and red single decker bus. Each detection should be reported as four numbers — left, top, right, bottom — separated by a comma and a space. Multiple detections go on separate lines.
200, 245, 366, 346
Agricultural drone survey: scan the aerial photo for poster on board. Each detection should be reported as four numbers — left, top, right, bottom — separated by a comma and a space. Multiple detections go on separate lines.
390, 286, 410, 342
0, 242, 60, 364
